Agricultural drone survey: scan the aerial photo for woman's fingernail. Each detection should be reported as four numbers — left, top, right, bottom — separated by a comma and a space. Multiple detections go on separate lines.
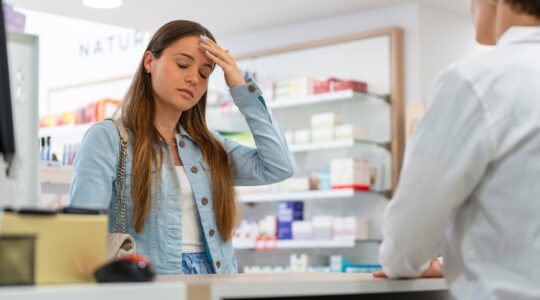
200, 34, 209, 41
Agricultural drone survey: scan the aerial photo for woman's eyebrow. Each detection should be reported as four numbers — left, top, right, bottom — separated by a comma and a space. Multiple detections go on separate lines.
174, 53, 195, 61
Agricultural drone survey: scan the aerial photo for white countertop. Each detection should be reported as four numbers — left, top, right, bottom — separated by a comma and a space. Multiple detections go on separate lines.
0, 281, 187, 300
0, 273, 448, 300
159, 273, 448, 300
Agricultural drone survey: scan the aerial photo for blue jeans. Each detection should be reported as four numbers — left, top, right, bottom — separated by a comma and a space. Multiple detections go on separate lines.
181, 252, 214, 274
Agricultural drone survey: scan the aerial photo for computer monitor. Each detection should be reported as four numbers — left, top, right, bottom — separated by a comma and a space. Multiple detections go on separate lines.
0, 1, 16, 175
0, 2, 39, 209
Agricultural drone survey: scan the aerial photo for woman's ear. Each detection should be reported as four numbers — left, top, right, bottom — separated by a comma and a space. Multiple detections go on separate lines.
143, 50, 154, 73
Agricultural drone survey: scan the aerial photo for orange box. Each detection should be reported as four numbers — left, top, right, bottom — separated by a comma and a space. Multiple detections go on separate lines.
95, 99, 121, 121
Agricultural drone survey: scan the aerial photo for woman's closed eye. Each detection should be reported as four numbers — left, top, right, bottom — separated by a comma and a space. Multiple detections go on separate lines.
199, 71, 209, 79
177, 63, 209, 79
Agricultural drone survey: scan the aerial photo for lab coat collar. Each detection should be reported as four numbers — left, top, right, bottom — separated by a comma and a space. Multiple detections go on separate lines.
497, 26, 540, 45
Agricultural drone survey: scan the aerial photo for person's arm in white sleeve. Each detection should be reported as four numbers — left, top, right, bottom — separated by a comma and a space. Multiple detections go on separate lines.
378, 66, 494, 278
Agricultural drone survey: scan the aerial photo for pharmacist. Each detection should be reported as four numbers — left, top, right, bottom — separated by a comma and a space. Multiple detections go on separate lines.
376, 0, 540, 299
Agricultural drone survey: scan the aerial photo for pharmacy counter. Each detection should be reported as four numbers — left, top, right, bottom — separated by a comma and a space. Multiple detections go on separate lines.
0, 281, 187, 300
0, 273, 449, 300
159, 273, 449, 300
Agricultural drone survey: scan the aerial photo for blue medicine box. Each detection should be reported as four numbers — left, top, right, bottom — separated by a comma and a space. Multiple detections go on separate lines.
277, 201, 304, 240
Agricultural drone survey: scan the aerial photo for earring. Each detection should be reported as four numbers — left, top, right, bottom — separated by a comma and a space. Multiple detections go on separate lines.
145, 69, 150, 74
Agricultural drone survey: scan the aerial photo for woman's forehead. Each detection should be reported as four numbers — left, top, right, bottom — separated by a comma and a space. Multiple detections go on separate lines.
166, 36, 214, 66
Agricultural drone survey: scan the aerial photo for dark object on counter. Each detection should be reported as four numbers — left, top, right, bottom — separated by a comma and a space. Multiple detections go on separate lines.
3, 207, 57, 215
62, 207, 107, 215
94, 255, 156, 283
3, 207, 106, 215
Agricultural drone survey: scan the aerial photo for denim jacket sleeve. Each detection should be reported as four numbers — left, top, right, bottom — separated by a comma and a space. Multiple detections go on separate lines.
69, 120, 119, 209
212, 81, 295, 186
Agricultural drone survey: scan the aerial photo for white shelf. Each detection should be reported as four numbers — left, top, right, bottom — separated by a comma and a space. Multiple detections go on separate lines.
238, 189, 358, 203
207, 90, 387, 116
269, 90, 386, 109
289, 139, 388, 153
39, 123, 95, 137
39, 165, 73, 185
206, 107, 249, 132
234, 239, 357, 250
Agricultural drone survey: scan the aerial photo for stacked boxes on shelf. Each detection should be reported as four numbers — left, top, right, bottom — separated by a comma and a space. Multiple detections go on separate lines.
209, 75, 367, 111
310, 112, 341, 143
277, 201, 304, 240
285, 112, 370, 146
313, 77, 368, 94
39, 98, 121, 128
330, 158, 372, 191
275, 78, 314, 99
233, 199, 369, 247
285, 112, 369, 145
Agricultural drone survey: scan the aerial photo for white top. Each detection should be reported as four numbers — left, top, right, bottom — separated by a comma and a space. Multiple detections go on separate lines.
176, 166, 204, 253
379, 26, 540, 300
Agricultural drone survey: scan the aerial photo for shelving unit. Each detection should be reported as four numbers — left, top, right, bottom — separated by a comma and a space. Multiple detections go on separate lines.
238, 189, 384, 203
38, 123, 94, 138
207, 90, 388, 117
224, 27, 404, 270
289, 139, 390, 153
233, 239, 368, 250
39, 164, 73, 185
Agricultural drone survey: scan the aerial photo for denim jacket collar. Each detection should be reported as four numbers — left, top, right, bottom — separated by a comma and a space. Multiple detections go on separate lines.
176, 124, 195, 142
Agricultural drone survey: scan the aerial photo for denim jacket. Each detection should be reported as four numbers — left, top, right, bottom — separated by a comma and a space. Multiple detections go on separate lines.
69, 81, 295, 275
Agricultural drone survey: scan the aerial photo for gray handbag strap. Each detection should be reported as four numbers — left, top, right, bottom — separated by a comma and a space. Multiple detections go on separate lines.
108, 118, 129, 233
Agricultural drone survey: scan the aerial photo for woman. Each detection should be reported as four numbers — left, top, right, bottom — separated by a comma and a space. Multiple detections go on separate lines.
376, 0, 540, 299
70, 20, 295, 275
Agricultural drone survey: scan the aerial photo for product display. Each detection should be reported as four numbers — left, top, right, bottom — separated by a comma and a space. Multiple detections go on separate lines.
293, 129, 310, 144
39, 98, 121, 128
330, 158, 372, 191
233, 215, 369, 246
334, 124, 370, 141
277, 201, 304, 240
242, 253, 381, 274
275, 77, 314, 99
313, 78, 368, 94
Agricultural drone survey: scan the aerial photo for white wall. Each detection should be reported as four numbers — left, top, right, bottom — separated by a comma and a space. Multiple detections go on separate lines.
17, 3, 485, 115
219, 3, 486, 104
417, 4, 485, 102
18, 9, 151, 116
220, 3, 422, 104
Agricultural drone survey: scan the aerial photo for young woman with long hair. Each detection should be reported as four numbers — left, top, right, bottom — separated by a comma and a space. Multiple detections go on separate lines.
70, 20, 294, 275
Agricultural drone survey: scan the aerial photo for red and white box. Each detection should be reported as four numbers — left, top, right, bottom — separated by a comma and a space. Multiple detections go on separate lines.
313, 77, 368, 94
331, 79, 367, 93
330, 158, 371, 191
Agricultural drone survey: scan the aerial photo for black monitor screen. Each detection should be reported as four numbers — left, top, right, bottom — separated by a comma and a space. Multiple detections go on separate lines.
0, 1, 15, 170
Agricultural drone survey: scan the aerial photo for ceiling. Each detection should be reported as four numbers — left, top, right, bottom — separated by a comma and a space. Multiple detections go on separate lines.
5, 0, 469, 37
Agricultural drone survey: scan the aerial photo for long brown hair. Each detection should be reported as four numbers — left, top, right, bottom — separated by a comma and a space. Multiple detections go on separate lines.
121, 20, 237, 241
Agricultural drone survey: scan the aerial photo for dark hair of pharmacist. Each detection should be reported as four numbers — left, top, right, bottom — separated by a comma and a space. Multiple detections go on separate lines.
503, 0, 540, 18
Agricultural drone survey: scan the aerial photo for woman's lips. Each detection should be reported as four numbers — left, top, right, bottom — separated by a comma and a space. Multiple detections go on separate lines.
177, 88, 194, 98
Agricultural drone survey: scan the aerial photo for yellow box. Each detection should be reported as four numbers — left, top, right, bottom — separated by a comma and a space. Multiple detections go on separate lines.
1, 212, 108, 285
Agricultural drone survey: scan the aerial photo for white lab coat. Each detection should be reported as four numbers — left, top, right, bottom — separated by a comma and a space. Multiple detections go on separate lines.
379, 26, 540, 300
